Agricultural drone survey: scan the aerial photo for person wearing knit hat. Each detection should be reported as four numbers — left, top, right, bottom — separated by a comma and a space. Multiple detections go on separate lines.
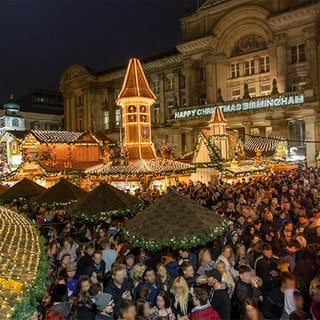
95, 292, 114, 320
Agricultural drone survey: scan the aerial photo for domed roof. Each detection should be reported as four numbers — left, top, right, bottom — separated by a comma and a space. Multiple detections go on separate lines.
3, 94, 20, 111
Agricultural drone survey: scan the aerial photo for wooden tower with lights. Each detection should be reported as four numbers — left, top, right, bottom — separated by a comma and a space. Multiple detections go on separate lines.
209, 107, 229, 160
116, 58, 157, 160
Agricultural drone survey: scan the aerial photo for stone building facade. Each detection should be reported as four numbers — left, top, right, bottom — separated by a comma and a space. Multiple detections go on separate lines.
60, 0, 320, 165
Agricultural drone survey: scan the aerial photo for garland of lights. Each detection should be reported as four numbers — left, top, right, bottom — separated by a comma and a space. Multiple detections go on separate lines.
122, 218, 229, 251
192, 134, 225, 171
0, 208, 48, 319
70, 202, 143, 222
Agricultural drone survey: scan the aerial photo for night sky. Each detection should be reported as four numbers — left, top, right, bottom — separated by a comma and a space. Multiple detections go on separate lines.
0, 0, 200, 103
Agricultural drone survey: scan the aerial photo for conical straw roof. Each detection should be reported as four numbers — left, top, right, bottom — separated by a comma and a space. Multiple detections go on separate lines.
124, 191, 228, 251
71, 182, 142, 222
35, 178, 88, 207
1, 178, 46, 203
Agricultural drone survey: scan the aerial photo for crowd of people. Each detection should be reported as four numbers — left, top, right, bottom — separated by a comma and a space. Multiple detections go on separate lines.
25, 168, 320, 320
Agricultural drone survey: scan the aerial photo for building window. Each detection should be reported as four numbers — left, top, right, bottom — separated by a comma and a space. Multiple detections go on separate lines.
75, 96, 84, 107
231, 63, 240, 78
181, 132, 187, 154
167, 100, 175, 108
244, 59, 255, 76
115, 109, 121, 128
181, 97, 187, 107
153, 106, 160, 124
261, 84, 271, 96
248, 87, 256, 97
153, 80, 160, 93
199, 67, 206, 82
166, 78, 175, 91
260, 56, 270, 73
232, 88, 241, 100
180, 74, 186, 89
114, 89, 120, 100
291, 44, 306, 63
104, 111, 110, 130
292, 76, 306, 92
199, 92, 207, 105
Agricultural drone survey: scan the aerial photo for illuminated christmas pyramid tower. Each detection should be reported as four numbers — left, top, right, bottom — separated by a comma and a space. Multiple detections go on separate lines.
273, 140, 288, 159
209, 107, 229, 160
116, 58, 156, 160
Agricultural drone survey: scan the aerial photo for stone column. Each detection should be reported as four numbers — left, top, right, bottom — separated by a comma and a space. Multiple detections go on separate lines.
174, 70, 181, 108
274, 34, 287, 93
86, 94, 92, 131
304, 115, 316, 167
203, 53, 216, 104
70, 97, 76, 131
215, 54, 228, 100
304, 27, 318, 95
184, 59, 196, 107
158, 73, 166, 124
242, 121, 252, 140
258, 127, 266, 137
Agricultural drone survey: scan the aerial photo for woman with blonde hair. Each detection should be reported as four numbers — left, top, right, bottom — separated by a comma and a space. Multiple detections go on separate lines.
170, 276, 192, 319
215, 259, 235, 297
197, 248, 215, 276
216, 245, 234, 272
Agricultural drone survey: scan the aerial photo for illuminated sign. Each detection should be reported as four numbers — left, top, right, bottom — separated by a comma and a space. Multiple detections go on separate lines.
174, 94, 304, 119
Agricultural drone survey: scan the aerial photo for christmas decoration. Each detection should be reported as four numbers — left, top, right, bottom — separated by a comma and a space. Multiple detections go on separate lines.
124, 191, 228, 251
70, 182, 143, 222
0, 207, 47, 319
35, 177, 88, 207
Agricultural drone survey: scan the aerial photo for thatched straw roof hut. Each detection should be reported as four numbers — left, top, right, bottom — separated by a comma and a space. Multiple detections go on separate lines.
70, 182, 142, 222
123, 191, 228, 251
35, 178, 88, 207
0, 184, 9, 195
0, 178, 46, 203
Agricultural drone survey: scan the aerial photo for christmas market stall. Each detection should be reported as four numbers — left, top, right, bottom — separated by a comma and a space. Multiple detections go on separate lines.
6, 130, 104, 187
0, 178, 46, 205
244, 135, 302, 172
191, 107, 267, 184
0, 207, 47, 319
123, 191, 228, 251
35, 177, 88, 208
85, 58, 195, 190
70, 182, 143, 222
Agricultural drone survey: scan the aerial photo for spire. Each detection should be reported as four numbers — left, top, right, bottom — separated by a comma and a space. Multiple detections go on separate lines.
209, 107, 226, 124
116, 58, 156, 104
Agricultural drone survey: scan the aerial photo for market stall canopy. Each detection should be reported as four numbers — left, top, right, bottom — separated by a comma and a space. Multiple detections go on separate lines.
70, 182, 142, 222
0, 184, 9, 195
124, 191, 228, 251
0, 207, 45, 319
35, 178, 88, 207
0, 178, 46, 203
85, 158, 195, 178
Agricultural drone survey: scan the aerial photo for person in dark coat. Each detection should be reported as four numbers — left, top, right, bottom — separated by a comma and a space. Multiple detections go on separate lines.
206, 269, 231, 320
77, 243, 95, 275
294, 244, 320, 289
255, 243, 279, 295
232, 265, 262, 319
262, 272, 296, 320
142, 268, 160, 307
83, 250, 106, 277
104, 263, 133, 315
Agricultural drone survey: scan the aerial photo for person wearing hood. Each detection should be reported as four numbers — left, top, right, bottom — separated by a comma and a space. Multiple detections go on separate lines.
190, 287, 220, 320
206, 268, 231, 320
95, 292, 115, 320
46, 284, 71, 320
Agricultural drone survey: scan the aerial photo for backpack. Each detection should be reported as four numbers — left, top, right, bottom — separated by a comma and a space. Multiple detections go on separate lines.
45, 309, 68, 320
